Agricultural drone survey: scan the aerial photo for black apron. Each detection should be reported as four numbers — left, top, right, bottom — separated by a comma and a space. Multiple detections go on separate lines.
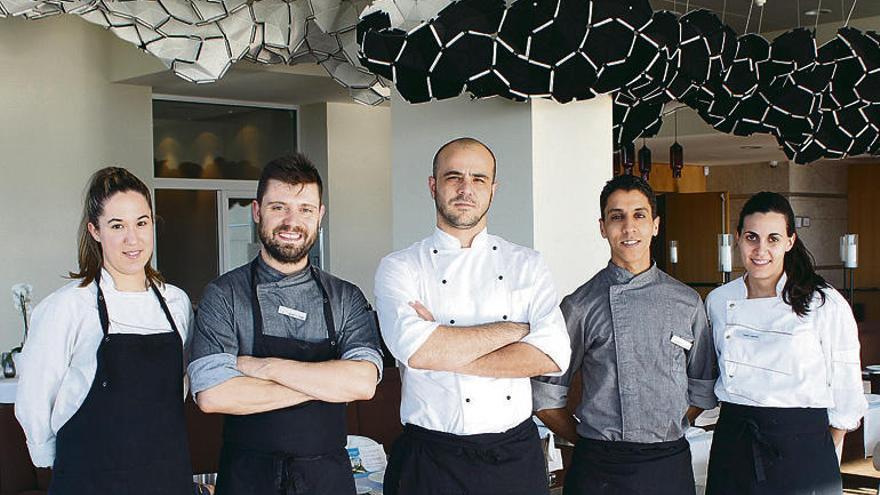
215, 260, 355, 495
50, 278, 192, 495
563, 436, 695, 495
383, 418, 549, 495
705, 402, 841, 495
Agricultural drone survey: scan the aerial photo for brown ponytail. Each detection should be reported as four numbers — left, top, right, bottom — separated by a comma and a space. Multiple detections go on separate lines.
69, 167, 164, 288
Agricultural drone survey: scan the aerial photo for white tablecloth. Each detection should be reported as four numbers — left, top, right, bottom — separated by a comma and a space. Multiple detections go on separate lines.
864, 394, 880, 458
0, 376, 18, 404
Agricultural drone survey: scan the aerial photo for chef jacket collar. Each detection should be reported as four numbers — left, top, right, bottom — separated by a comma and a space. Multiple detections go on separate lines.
97, 268, 150, 294
430, 227, 490, 251
736, 272, 788, 298
254, 253, 312, 289
605, 260, 660, 288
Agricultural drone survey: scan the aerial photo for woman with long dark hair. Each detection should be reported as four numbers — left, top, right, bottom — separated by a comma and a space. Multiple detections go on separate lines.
705, 191, 867, 494
15, 167, 194, 494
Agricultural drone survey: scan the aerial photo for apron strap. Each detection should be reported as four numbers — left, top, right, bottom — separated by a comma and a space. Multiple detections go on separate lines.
249, 258, 340, 356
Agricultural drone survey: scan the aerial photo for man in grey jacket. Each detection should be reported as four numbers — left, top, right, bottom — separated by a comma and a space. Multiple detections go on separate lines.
533, 174, 718, 495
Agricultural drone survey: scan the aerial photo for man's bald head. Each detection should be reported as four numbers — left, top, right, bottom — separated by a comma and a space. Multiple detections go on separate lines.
432, 137, 497, 181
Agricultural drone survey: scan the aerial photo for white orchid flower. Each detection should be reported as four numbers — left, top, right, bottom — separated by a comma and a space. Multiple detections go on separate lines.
12, 283, 32, 312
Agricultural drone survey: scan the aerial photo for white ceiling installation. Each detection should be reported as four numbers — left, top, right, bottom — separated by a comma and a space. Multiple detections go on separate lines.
0, 0, 391, 105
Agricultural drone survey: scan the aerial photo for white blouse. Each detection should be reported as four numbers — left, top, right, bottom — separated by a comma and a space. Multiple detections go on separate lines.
374, 228, 571, 435
706, 274, 867, 431
14, 270, 192, 467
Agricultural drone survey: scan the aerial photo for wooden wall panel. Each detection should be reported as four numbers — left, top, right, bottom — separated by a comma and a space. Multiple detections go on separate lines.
648, 164, 707, 193
661, 192, 727, 286
848, 163, 880, 323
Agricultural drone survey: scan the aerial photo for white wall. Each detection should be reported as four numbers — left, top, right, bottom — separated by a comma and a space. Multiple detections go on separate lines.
390, 91, 536, 251
531, 97, 613, 296
0, 16, 154, 351
325, 102, 391, 300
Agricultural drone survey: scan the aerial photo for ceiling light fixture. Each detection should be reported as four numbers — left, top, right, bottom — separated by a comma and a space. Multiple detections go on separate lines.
803, 8, 832, 15
670, 111, 684, 178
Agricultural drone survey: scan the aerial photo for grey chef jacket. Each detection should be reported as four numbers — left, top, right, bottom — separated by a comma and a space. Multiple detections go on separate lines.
532, 262, 717, 443
188, 256, 384, 395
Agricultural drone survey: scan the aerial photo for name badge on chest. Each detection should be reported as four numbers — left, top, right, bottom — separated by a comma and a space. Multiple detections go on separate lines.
670, 334, 693, 350
278, 305, 307, 321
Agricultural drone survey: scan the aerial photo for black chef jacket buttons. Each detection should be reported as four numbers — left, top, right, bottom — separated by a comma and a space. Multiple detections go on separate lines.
432, 249, 438, 254
442, 279, 447, 284
506, 396, 511, 400
450, 320, 455, 325
498, 276, 503, 280
465, 398, 471, 403
502, 315, 508, 320
492, 246, 498, 251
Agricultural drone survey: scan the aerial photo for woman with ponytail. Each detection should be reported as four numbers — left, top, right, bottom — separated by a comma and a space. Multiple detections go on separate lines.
704, 192, 867, 495
15, 167, 194, 494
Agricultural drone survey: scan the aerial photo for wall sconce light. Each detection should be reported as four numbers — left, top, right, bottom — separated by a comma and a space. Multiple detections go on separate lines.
718, 234, 733, 283
840, 233, 858, 304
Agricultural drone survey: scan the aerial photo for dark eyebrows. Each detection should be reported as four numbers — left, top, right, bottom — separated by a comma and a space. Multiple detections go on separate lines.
108, 214, 151, 222
442, 170, 490, 179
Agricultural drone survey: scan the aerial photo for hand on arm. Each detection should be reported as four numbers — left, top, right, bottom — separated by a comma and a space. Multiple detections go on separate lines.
535, 408, 579, 446
686, 406, 704, 425
237, 356, 378, 403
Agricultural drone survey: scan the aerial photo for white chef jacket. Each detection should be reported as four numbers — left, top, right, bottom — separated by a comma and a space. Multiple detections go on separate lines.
15, 270, 192, 467
374, 228, 571, 435
706, 274, 867, 431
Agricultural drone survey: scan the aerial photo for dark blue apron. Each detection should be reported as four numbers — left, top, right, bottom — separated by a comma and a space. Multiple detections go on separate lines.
563, 436, 695, 495
384, 418, 549, 495
215, 260, 355, 495
50, 277, 192, 495
705, 402, 841, 495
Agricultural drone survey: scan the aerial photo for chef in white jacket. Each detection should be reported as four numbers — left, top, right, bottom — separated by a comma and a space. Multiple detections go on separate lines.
705, 191, 866, 495
374, 137, 571, 495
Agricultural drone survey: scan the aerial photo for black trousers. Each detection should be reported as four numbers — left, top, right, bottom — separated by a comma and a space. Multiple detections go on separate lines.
563, 437, 696, 495
705, 402, 841, 495
383, 419, 549, 495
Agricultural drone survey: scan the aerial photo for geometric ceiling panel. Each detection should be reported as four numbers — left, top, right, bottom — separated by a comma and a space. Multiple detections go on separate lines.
0, 0, 389, 105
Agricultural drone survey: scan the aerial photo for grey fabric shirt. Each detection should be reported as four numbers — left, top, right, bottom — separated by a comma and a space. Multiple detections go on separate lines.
187, 256, 384, 395
532, 262, 718, 443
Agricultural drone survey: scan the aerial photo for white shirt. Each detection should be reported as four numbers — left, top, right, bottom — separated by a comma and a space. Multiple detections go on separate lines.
374, 228, 571, 435
706, 275, 867, 431
14, 270, 192, 467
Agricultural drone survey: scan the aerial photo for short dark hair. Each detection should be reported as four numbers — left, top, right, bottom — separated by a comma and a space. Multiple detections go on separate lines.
432, 137, 497, 180
257, 154, 323, 204
599, 174, 658, 219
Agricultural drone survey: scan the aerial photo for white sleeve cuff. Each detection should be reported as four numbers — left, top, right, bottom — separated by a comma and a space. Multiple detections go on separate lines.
27, 438, 56, 468
521, 330, 571, 377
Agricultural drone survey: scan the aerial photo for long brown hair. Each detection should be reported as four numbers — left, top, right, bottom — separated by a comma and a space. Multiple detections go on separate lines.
69, 167, 164, 288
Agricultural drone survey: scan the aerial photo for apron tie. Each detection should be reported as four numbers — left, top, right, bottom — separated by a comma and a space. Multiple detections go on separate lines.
461, 446, 503, 465
738, 418, 781, 483
274, 455, 309, 495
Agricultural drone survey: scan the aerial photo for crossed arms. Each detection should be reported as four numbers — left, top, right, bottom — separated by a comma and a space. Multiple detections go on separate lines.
373, 256, 569, 379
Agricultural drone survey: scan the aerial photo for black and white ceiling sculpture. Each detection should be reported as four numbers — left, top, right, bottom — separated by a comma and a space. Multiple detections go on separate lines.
357, 0, 880, 163
0, 0, 390, 105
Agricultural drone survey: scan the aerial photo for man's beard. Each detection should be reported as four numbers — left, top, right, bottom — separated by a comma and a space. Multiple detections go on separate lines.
435, 194, 492, 229
258, 223, 317, 265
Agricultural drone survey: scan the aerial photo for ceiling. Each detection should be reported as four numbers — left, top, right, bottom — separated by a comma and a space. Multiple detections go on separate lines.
124, 1, 880, 166
649, 0, 880, 34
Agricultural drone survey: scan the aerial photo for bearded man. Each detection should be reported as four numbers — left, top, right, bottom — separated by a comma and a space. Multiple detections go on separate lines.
188, 154, 383, 495
374, 138, 571, 495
